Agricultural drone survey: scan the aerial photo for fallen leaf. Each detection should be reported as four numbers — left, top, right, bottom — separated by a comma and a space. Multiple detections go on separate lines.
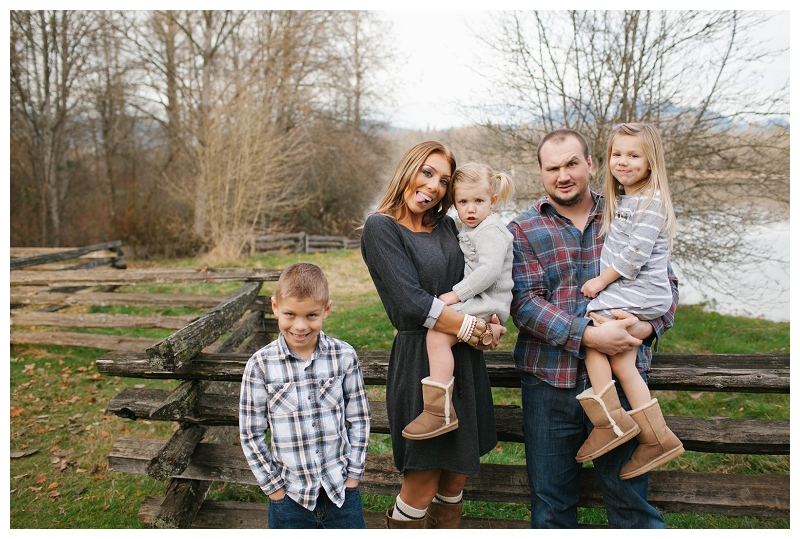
13, 473, 30, 480
50, 491, 61, 499
37, 474, 47, 484
10, 449, 39, 459
11, 407, 24, 417
58, 507, 66, 515
47, 482, 59, 490
28, 486, 42, 492
99, 431, 109, 438
690, 392, 704, 400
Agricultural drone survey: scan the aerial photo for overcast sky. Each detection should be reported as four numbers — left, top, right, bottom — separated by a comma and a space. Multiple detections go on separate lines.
377, 7, 791, 131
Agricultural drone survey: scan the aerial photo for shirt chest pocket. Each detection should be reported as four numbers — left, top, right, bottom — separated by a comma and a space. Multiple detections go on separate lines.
613, 209, 633, 237
267, 382, 298, 416
318, 376, 344, 409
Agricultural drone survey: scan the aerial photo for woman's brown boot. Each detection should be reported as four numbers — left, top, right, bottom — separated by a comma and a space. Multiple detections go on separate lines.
575, 380, 640, 462
384, 508, 426, 529
402, 377, 458, 440
424, 500, 463, 529
620, 398, 684, 479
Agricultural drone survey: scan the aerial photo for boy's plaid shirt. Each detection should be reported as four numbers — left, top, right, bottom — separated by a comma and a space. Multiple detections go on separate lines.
508, 192, 677, 388
239, 331, 370, 510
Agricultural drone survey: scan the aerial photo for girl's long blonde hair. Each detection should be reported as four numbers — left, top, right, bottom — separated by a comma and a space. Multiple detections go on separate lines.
452, 163, 516, 206
371, 141, 456, 229
602, 123, 677, 251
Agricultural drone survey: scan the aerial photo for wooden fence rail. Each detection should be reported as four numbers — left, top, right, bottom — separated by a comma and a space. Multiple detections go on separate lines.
248, 232, 359, 254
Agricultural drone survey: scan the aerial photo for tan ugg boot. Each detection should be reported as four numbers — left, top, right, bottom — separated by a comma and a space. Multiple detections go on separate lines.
620, 398, 685, 479
575, 380, 641, 462
402, 377, 458, 440
383, 508, 426, 529
424, 501, 463, 529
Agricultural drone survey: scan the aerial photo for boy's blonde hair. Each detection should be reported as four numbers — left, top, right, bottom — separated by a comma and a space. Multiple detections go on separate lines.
372, 141, 457, 229
602, 122, 677, 251
274, 262, 329, 304
452, 163, 516, 206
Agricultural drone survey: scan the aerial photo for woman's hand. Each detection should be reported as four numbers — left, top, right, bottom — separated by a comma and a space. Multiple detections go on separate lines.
473, 314, 506, 350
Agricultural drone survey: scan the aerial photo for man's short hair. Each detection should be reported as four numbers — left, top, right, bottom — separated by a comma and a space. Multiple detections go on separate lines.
274, 262, 329, 304
537, 129, 591, 166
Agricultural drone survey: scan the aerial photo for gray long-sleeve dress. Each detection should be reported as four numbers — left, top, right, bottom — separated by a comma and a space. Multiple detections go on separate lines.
360, 213, 497, 474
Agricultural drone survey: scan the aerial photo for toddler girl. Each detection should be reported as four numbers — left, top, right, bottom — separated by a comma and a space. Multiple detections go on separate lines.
402, 163, 515, 440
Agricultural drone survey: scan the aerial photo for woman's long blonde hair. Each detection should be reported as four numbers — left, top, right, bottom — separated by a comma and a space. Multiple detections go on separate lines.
371, 141, 457, 229
602, 123, 677, 251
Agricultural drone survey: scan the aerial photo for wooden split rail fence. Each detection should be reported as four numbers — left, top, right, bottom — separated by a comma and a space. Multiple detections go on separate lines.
10, 242, 280, 353
248, 232, 359, 255
9, 243, 790, 527
97, 343, 790, 526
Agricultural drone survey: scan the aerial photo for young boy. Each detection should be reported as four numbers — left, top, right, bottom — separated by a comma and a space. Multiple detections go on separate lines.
239, 262, 370, 529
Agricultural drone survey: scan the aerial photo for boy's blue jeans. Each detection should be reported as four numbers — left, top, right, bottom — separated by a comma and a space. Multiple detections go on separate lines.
520, 372, 666, 529
267, 486, 366, 529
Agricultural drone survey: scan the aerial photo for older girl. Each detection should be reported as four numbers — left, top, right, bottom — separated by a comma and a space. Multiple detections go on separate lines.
576, 123, 683, 479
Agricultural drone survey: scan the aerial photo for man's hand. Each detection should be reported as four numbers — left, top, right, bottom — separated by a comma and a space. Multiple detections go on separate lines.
590, 309, 654, 341
583, 311, 642, 356
581, 277, 606, 298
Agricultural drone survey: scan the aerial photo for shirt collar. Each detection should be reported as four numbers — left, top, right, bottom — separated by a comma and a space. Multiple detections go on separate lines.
536, 190, 604, 218
276, 331, 329, 362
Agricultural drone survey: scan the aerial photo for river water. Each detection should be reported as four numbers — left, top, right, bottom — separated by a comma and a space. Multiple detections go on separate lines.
672, 220, 790, 322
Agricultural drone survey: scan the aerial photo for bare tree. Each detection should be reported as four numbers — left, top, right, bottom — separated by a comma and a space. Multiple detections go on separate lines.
10, 10, 98, 246
467, 10, 789, 301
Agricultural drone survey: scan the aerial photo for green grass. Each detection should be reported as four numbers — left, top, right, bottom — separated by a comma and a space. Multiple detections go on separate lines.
9, 249, 790, 528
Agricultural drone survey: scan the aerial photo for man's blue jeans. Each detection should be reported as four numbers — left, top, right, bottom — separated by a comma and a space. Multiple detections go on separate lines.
521, 372, 665, 528
267, 486, 366, 529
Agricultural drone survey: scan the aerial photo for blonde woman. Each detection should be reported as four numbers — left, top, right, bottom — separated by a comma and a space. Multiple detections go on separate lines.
360, 141, 506, 528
